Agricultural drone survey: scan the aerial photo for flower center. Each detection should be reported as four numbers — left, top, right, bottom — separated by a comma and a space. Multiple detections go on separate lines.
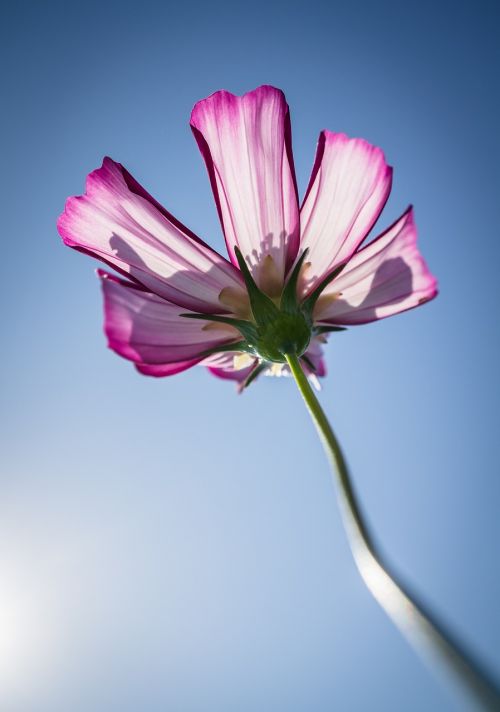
181, 247, 347, 370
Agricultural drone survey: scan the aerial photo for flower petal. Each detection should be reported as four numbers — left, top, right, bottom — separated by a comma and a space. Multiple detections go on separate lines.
303, 336, 328, 378
300, 131, 392, 290
190, 85, 300, 287
58, 158, 245, 313
314, 208, 438, 325
99, 270, 242, 366
201, 353, 257, 385
135, 360, 202, 377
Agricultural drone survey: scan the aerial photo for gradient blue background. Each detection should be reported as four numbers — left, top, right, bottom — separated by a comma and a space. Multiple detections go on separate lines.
1, 1, 499, 710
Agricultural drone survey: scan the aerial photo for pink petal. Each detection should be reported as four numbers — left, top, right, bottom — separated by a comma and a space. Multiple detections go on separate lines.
58, 158, 245, 313
300, 132, 392, 290
303, 337, 327, 378
207, 367, 250, 384
203, 352, 257, 385
190, 86, 300, 287
99, 270, 241, 366
135, 360, 202, 377
314, 207, 438, 325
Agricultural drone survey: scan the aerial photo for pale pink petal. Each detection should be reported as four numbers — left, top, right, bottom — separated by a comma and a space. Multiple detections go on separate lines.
58, 158, 245, 313
203, 352, 257, 385
99, 270, 241, 366
300, 132, 392, 290
190, 85, 299, 287
314, 208, 438, 325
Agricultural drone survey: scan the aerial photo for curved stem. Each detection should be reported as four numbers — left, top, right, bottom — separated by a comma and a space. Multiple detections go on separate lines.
286, 352, 500, 712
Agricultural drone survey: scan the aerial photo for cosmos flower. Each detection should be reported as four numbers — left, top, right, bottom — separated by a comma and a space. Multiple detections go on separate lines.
58, 85, 437, 390
56, 87, 500, 709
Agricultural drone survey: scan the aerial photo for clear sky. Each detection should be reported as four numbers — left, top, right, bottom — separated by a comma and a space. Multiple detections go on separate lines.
1, 1, 499, 710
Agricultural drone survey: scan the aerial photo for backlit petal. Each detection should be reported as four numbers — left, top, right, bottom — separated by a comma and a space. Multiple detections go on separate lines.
204, 352, 257, 387
58, 158, 245, 312
300, 131, 392, 290
303, 337, 327, 378
314, 208, 437, 325
99, 271, 241, 366
136, 360, 203, 377
190, 85, 300, 288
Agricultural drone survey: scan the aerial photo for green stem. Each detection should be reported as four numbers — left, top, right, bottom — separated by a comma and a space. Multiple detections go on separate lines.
286, 352, 500, 712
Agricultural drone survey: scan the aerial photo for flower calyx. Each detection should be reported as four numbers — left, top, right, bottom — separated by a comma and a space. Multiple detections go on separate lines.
181, 247, 347, 364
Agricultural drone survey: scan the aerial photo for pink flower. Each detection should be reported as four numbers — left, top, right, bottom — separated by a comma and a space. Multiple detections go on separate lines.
58, 86, 437, 390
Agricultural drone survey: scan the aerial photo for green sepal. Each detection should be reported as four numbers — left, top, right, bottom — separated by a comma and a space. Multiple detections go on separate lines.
199, 340, 254, 359
241, 361, 267, 390
180, 312, 258, 343
314, 325, 347, 335
234, 246, 280, 324
301, 262, 347, 319
280, 249, 309, 314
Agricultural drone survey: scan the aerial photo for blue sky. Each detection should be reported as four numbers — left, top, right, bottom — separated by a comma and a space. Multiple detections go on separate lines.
1, 1, 499, 710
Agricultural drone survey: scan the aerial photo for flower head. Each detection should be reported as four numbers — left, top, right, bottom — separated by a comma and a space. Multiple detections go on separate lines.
58, 86, 437, 390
